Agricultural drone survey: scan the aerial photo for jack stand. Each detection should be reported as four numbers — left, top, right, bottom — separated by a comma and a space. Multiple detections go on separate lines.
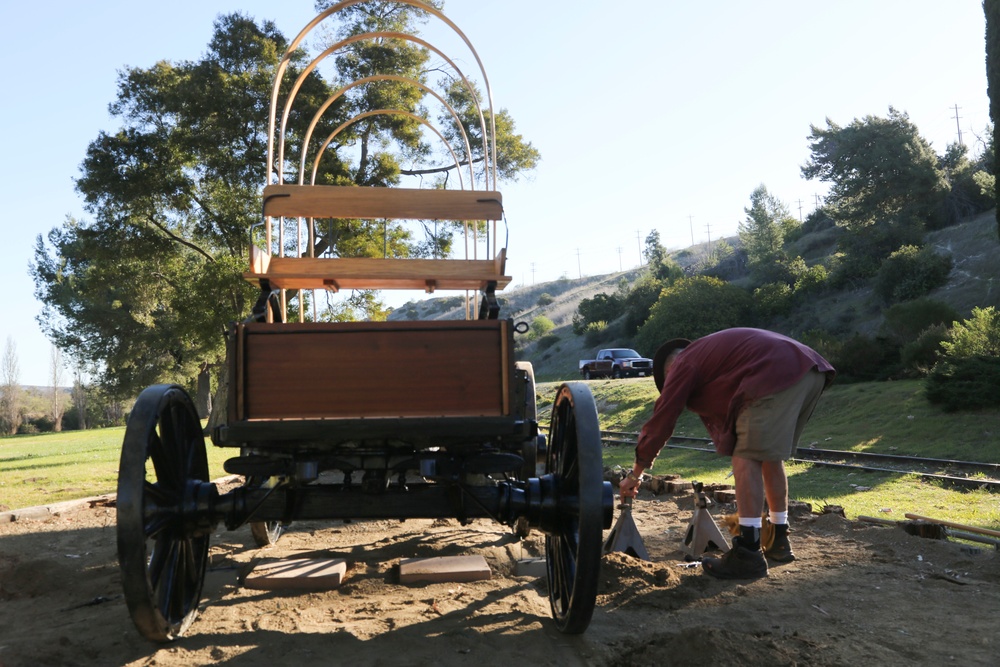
603, 496, 650, 560
681, 481, 730, 559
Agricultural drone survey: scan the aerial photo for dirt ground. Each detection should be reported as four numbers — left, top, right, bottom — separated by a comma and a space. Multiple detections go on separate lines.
1, 484, 997, 667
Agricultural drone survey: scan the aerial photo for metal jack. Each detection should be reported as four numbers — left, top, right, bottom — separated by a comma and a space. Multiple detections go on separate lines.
681, 481, 730, 559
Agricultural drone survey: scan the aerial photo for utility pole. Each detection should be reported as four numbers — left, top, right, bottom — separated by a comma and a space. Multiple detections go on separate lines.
796, 199, 803, 222
705, 223, 712, 259
616, 246, 623, 271
688, 215, 694, 247
636, 229, 643, 266
952, 103, 964, 145
530, 262, 536, 285
576, 248, 582, 279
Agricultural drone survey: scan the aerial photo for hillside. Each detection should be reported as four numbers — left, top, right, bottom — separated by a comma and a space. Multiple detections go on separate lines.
389, 210, 1000, 382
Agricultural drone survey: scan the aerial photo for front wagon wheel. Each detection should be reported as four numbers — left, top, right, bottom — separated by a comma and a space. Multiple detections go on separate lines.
116, 384, 213, 642
544, 383, 611, 634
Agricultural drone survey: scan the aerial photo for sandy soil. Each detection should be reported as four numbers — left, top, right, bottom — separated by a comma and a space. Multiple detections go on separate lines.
1, 485, 997, 667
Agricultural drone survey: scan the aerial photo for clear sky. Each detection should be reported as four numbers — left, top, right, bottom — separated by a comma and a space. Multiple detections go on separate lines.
0, 1, 990, 386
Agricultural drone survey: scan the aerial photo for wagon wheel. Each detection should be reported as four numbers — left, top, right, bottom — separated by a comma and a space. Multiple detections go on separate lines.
117, 384, 213, 642
544, 383, 605, 634
250, 520, 283, 545
248, 476, 284, 546
514, 361, 538, 539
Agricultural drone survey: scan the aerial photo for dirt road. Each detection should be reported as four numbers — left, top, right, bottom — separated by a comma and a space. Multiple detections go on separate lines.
1, 490, 997, 666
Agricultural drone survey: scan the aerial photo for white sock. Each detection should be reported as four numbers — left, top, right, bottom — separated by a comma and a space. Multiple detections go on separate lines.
769, 510, 788, 525
739, 516, 763, 528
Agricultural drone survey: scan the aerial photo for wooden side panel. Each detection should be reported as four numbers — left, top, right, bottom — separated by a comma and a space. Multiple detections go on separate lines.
263, 185, 503, 221
240, 321, 510, 420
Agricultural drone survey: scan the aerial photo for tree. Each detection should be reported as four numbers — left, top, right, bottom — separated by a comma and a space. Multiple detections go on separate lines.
1, 337, 22, 436
802, 108, 950, 278
32, 15, 299, 399
986, 0, 1000, 239
738, 184, 797, 285
643, 230, 684, 283
50, 346, 66, 432
72, 369, 88, 431
938, 141, 994, 225
31, 5, 538, 400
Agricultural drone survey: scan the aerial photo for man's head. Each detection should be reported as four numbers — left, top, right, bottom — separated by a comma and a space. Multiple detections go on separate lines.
652, 338, 691, 392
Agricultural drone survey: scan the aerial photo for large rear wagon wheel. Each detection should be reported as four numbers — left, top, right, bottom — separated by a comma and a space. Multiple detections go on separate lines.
116, 385, 213, 642
545, 382, 609, 634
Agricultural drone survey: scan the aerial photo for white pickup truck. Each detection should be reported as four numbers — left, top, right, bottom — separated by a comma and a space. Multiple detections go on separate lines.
579, 348, 653, 380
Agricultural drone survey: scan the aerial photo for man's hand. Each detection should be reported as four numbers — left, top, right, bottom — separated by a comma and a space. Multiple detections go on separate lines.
619, 469, 642, 498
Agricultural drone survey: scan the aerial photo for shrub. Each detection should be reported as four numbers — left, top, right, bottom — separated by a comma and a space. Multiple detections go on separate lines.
900, 324, 949, 374
536, 334, 560, 351
753, 282, 793, 319
925, 356, 1000, 411
529, 316, 555, 339
829, 335, 898, 382
573, 292, 622, 335
880, 298, 959, 344
583, 321, 609, 347
622, 273, 666, 335
941, 306, 1000, 358
537, 293, 554, 307
792, 262, 828, 296
873, 244, 952, 304
635, 276, 753, 351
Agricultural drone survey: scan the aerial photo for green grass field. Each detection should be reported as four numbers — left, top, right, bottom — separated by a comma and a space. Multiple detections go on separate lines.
2, 379, 998, 532
0, 425, 231, 511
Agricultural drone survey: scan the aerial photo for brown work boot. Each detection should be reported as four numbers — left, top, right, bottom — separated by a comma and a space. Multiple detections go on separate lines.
702, 536, 768, 580
765, 523, 795, 562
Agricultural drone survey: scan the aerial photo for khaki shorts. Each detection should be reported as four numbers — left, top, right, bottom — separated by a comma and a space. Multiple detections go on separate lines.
734, 370, 828, 461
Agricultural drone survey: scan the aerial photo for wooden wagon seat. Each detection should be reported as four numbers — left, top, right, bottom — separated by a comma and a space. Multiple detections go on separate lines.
246, 185, 511, 292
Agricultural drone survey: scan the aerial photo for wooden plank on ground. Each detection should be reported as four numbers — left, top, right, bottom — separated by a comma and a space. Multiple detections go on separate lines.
243, 558, 348, 590
398, 555, 491, 584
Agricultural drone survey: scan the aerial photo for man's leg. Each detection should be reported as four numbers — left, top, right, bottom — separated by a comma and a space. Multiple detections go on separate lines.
701, 455, 769, 579
761, 460, 788, 514
732, 455, 765, 520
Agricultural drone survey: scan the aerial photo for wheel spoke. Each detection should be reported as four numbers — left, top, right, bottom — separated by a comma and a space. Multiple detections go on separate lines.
149, 432, 180, 492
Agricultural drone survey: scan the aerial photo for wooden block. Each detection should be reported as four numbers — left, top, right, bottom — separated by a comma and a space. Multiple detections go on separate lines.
714, 489, 737, 503
667, 480, 690, 493
642, 477, 666, 495
243, 558, 347, 590
515, 557, 547, 578
398, 555, 491, 584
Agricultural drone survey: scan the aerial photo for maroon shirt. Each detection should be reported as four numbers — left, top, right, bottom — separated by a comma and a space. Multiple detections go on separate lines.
635, 328, 835, 466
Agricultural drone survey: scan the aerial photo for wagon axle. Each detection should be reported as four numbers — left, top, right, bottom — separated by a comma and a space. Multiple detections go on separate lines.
153, 470, 611, 539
